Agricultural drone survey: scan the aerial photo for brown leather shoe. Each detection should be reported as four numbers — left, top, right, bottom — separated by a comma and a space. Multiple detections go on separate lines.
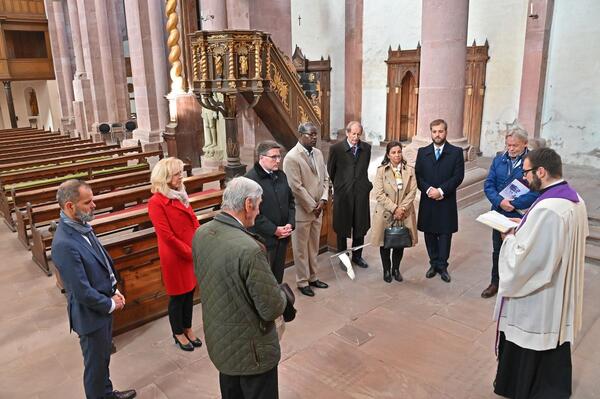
481, 284, 498, 298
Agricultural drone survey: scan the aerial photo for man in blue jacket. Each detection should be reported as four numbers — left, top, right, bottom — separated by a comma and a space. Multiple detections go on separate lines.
51, 180, 136, 399
481, 128, 539, 298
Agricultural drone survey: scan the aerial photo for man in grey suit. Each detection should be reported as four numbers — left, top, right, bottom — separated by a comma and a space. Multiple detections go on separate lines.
283, 122, 330, 297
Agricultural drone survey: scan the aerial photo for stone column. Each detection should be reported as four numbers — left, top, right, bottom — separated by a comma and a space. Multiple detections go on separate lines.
344, 0, 363, 124
123, 0, 169, 149
45, 0, 75, 134
67, 0, 94, 138
201, 0, 228, 30
3, 81, 17, 128
413, 0, 469, 149
517, 0, 554, 138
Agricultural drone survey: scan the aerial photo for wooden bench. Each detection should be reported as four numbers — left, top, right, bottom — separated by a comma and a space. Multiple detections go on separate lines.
0, 137, 84, 154
8, 169, 152, 235
0, 149, 163, 189
0, 144, 144, 174
0, 131, 61, 144
31, 171, 225, 275
0, 127, 39, 135
0, 129, 51, 139
0, 141, 115, 165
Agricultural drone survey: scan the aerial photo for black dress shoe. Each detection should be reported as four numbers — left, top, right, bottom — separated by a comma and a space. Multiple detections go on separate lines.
383, 270, 392, 283
425, 266, 437, 278
298, 286, 315, 297
106, 389, 137, 399
184, 333, 203, 347
309, 280, 329, 289
352, 257, 369, 268
392, 268, 403, 282
440, 270, 451, 283
173, 335, 194, 351
481, 284, 498, 298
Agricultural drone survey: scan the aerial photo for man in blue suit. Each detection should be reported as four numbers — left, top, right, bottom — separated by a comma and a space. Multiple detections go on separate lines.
415, 119, 465, 283
51, 180, 136, 399
481, 128, 538, 298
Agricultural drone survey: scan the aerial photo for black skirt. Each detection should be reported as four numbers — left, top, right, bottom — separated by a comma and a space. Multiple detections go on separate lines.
494, 332, 572, 399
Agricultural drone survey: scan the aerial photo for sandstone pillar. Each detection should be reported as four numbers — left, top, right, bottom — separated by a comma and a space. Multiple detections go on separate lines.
413, 0, 469, 150
67, 0, 94, 138
344, 0, 363, 124
201, 0, 228, 30
123, 0, 169, 149
45, 0, 75, 134
517, 0, 554, 138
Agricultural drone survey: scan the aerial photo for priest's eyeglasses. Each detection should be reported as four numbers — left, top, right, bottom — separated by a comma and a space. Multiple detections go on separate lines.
522, 167, 538, 176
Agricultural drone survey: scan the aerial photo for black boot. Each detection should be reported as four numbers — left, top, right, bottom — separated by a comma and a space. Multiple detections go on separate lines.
380, 247, 392, 283
383, 269, 392, 283
392, 267, 403, 282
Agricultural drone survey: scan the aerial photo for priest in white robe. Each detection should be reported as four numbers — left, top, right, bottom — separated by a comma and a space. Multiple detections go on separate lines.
494, 147, 589, 399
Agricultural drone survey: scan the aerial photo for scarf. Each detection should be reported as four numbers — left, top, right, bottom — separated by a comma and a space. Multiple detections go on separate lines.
166, 188, 190, 208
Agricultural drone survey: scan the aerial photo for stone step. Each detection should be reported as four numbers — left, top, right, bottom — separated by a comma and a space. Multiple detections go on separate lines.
586, 243, 600, 267
458, 180, 485, 199
588, 214, 600, 227
458, 190, 486, 209
588, 225, 600, 245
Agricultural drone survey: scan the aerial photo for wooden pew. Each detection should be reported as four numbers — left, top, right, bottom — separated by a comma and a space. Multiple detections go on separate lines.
0, 127, 39, 135
0, 142, 114, 165
30, 171, 225, 275
0, 129, 50, 139
0, 149, 163, 189
0, 137, 84, 154
0, 131, 61, 144
0, 144, 144, 174
7, 169, 151, 234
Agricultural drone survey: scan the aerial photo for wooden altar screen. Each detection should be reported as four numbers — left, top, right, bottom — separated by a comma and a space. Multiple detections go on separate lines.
385, 42, 489, 151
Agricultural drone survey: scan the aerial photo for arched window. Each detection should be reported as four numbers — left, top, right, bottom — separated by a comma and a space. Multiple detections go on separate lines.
24, 87, 39, 116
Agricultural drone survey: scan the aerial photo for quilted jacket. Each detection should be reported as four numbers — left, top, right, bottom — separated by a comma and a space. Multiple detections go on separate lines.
192, 212, 287, 375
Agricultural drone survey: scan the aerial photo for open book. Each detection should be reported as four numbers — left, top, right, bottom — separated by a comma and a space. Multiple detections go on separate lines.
476, 211, 519, 233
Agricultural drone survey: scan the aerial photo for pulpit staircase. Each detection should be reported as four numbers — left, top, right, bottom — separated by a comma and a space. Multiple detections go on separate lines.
189, 30, 322, 151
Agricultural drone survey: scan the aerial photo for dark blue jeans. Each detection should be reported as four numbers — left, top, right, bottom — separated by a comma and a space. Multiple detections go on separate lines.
491, 229, 503, 286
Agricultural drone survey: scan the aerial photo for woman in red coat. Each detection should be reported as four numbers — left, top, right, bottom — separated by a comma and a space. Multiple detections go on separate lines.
148, 157, 201, 352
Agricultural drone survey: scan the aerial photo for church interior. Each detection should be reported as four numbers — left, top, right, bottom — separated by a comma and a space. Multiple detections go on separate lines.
0, 0, 599, 397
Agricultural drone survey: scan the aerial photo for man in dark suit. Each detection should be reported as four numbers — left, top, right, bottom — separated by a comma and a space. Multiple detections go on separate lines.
415, 119, 465, 283
245, 140, 296, 283
327, 121, 373, 268
51, 180, 136, 399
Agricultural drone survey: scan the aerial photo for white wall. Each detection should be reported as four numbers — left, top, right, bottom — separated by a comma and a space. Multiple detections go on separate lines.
468, 0, 528, 156
361, 1, 421, 144
291, 0, 345, 135
540, 0, 600, 167
0, 80, 61, 131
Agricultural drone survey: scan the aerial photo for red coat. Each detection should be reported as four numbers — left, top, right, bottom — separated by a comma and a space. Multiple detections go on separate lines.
148, 193, 200, 296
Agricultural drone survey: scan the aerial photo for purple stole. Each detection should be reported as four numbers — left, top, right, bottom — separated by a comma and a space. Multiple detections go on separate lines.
516, 181, 579, 231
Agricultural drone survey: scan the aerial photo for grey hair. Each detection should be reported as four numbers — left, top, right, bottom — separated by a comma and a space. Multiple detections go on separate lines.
346, 121, 363, 132
505, 127, 529, 143
56, 179, 91, 209
221, 177, 263, 212
256, 140, 282, 156
298, 122, 317, 135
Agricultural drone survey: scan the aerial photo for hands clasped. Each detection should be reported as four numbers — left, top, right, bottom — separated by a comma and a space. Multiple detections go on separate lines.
112, 292, 126, 311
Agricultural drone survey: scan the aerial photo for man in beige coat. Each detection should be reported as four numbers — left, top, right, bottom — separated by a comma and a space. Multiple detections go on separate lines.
283, 122, 330, 297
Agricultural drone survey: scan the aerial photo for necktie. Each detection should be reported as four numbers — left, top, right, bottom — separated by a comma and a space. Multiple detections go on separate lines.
307, 151, 316, 170
352, 145, 358, 158
435, 148, 441, 160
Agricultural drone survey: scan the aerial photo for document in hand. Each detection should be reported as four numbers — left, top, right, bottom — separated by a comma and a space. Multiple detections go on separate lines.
476, 211, 519, 233
499, 179, 530, 200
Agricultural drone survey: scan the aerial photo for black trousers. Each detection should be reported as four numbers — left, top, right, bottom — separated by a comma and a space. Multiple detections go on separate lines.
491, 229, 503, 286
379, 247, 404, 271
219, 366, 278, 399
79, 319, 113, 399
268, 239, 289, 284
337, 234, 365, 259
424, 232, 452, 271
168, 288, 195, 335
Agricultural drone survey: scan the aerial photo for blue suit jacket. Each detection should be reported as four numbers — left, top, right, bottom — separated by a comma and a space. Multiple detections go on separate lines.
484, 151, 539, 218
51, 221, 116, 336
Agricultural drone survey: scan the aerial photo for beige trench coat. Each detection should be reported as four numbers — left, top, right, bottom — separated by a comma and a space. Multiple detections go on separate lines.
370, 163, 418, 248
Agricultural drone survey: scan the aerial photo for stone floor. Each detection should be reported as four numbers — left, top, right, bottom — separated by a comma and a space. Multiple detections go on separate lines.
1, 158, 599, 398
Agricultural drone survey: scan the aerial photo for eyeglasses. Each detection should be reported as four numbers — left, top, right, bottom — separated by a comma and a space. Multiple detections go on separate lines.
262, 155, 282, 160
522, 167, 538, 176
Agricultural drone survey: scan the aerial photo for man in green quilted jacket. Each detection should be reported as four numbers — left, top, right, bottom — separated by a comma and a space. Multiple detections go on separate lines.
193, 177, 288, 399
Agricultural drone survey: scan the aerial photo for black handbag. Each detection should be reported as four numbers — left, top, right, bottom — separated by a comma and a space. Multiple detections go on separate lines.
383, 221, 412, 249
